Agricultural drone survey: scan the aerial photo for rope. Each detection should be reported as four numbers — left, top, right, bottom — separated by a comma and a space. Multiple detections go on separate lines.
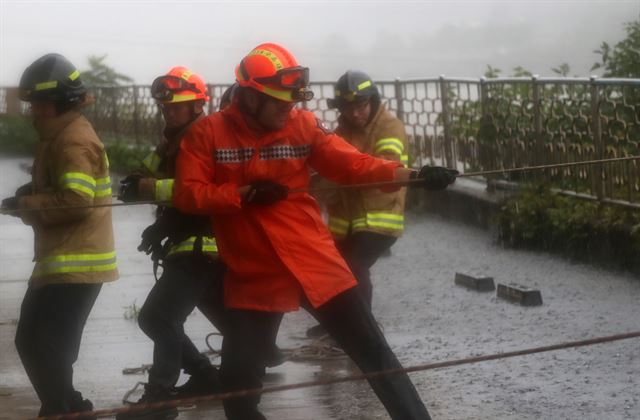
292, 155, 640, 193
34, 330, 640, 420
3, 155, 639, 216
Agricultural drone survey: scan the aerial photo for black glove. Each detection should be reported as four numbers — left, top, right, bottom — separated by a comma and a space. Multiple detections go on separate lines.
243, 181, 289, 206
137, 223, 167, 259
119, 174, 143, 202
412, 166, 458, 191
1, 196, 19, 211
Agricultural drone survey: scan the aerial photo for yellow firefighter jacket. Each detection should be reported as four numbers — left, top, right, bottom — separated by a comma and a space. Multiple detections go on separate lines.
18, 110, 118, 288
327, 103, 408, 239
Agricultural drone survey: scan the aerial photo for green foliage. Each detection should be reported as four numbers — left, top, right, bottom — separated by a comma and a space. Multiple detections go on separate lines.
484, 65, 502, 78
104, 139, 151, 175
82, 55, 133, 87
551, 63, 571, 77
0, 115, 38, 156
498, 184, 640, 267
591, 18, 640, 78
512, 66, 533, 77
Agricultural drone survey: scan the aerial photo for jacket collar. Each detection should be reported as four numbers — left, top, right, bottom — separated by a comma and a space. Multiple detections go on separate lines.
338, 102, 387, 137
33, 111, 82, 143
223, 102, 298, 141
161, 112, 206, 158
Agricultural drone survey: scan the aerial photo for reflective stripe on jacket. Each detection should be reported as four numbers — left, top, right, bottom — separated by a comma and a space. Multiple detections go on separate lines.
327, 104, 408, 239
174, 104, 402, 312
19, 111, 118, 288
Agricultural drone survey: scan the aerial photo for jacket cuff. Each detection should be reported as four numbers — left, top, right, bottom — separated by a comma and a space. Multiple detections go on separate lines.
138, 178, 157, 201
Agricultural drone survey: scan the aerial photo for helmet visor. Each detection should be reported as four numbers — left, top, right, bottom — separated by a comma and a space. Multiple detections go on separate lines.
255, 67, 309, 90
151, 75, 199, 102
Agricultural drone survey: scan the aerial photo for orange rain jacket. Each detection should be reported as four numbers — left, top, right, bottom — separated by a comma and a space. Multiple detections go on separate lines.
174, 104, 402, 312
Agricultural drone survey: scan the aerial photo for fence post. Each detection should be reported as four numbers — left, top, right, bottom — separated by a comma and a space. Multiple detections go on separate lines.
479, 77, 487, 117
132, 85, 140, 146
590, 76, 604, 201
394, 78, 404, 122
439, 75, 453, 168
111, 87, 119, 140
532, 75, 543, 167
207, 84, 215, 112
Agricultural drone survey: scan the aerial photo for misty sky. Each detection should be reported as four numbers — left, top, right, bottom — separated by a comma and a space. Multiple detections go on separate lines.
0, 0, 638, 86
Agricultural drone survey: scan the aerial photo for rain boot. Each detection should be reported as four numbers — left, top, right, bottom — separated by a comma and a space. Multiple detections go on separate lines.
115, 383, 179, 420
174, 365, 220, 398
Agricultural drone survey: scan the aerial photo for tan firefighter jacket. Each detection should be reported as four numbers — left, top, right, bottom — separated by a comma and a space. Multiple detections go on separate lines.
18, 110, 118, 288
135, 114, 217, 259
326, 104, 408, 239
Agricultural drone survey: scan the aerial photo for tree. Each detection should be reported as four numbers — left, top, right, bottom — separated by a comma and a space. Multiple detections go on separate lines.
551, 63, 570, 77
591, 18, 640, 78
81, 55, 133, 87
484, 65, 502, 78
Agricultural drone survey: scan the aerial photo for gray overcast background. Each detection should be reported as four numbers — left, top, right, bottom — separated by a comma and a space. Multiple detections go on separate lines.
0, 0, 638, 86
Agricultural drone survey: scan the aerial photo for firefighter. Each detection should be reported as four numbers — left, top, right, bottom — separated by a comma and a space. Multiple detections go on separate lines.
0, 53, 118, 417
173, 43, 457, 419
307, 70, 418, 338
116, 67, 225, 419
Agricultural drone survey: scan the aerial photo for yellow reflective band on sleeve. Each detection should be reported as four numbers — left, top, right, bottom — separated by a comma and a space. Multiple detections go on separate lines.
401, 154, 409, 167
166, 236, 218, 257
155, 179, 174, 202
68, 70, 80, 81
33, 250, 117, 277
328, 217, 349, 237
95, 176, 112, 197
35, 81, 58, 91
357, 80, 372, 91
375, 138, 404, 156
142, 152, 162, 174
59, 172, 97, 198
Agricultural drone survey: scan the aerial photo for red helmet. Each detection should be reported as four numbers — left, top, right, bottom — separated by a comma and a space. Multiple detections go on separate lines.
151, 66, 209, 104
235, 43, 313, 102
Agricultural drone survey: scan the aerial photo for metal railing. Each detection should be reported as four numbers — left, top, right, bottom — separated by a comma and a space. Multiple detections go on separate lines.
1, 76, 639, 206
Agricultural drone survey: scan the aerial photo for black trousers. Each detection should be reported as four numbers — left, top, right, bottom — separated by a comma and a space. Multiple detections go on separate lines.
15, 282, 102, 416
221, 287, 431, 420
137, 254, 225, 389
337, 231, 397, 308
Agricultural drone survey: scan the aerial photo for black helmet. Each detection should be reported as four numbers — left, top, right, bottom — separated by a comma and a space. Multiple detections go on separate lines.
327, 70, 379, 109
19, 53, 86, 104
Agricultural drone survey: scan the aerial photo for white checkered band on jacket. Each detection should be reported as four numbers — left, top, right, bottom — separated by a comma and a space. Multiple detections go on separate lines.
259, 144, 311, 160
215, 148, 255, 163
214, 144, 312, 163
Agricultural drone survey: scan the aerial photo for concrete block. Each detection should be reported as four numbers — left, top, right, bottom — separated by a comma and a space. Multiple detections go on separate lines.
497, 283, 543, 306
455, 272, 496, 292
